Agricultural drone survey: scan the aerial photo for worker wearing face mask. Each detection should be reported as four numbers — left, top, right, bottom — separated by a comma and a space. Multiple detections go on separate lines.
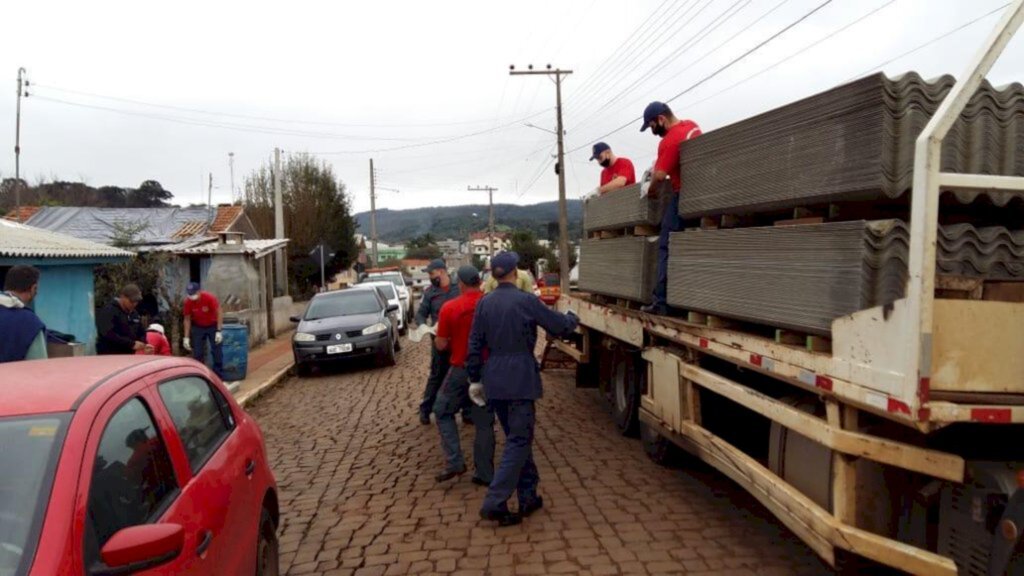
182, 282, 225, 379
590, 142, 636, 195
414, 259, 461, 425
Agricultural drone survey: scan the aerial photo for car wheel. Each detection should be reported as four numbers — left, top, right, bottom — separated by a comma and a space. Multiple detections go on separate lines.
382, 336, 397, 367
256, 507, 280, 576
296, 361, 312, 377
394, 330, 402, 351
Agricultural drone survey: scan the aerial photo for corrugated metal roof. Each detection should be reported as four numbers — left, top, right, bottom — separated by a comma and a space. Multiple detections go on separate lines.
150, 237, 289, 258
0, 219, 134, 259
22, 206, 217, 246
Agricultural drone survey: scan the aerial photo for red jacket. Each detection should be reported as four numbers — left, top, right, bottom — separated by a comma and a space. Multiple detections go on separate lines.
135, 330, 172, 356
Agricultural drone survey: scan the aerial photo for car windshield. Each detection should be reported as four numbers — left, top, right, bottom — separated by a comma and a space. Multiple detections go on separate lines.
370, 274, 404, 290
373, 284, 397, 300
305, 291, 381, 320
0, 414, 68, 576
543, 274, 559, 286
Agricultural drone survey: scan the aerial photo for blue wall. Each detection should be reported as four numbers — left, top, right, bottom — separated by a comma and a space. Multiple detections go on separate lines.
1, 257, 127, 355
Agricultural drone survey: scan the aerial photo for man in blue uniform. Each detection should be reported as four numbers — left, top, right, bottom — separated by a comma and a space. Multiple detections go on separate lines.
415, 259, 460, 425
467, 251, 579, 526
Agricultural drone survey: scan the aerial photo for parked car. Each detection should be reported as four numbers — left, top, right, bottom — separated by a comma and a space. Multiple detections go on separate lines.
538, 272, 561, 305
291, 287, 401, 374
0, 356, 279, 576
358, 280, 407, 335
363, 268, 413, 324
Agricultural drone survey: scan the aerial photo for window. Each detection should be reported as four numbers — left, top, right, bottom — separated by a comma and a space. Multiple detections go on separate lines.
86, 399, 178, 566
304, 291, 382, 319
158, 376, 235, 473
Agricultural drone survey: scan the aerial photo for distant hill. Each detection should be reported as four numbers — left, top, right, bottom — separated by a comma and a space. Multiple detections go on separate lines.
354, 200, 584, 243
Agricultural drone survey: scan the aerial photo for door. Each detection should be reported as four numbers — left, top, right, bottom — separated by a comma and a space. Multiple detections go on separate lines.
81, 395, 210, 575
153, 374, 257, 576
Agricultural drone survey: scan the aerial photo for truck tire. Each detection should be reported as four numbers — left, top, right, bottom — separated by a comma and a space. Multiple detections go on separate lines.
610, 348, 641, 437
640, 422, 678, 466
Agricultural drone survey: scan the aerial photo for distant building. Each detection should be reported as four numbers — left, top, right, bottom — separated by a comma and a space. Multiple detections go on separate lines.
0, 219, 133, 355
469, 232, 510, 259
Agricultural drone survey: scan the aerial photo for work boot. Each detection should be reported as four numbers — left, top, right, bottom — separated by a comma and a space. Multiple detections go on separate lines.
471, 477, 490, 488
519, 496, 544, 517
640, 303, 668, 315
419, 413, 431, 426
480, 507, 522, 527
435, 466, 466, 482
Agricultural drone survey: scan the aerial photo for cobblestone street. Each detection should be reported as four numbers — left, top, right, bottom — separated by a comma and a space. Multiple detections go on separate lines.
246, 337, 832, 576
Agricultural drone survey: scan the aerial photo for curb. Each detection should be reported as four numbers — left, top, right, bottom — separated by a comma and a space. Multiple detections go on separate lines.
237, 362, 294, 408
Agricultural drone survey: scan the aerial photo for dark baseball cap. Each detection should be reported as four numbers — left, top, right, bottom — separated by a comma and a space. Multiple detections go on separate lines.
423, 259, 446, 273
589, 142, 610, 161
640, 101, 672, 132
491, 251, 519, 279
456, 265, 481, 286
121, 284, 143, 303
186, 281, 200, 295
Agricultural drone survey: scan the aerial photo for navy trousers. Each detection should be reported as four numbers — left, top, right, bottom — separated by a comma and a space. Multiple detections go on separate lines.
433, 366, 495, 482
191, 325, 224, 379
652, 191, 682, 308
481, 399, 539, 514
420, 346, 450, 418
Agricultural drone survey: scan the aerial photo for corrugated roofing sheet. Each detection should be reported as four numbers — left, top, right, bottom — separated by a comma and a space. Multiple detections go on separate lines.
149, 238, 288, 258
0, 219, 134, 259
22, 206, 217, 245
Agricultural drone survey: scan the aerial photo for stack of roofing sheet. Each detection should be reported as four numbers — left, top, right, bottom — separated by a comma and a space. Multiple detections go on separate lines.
667, 220, 1024, 335
677, 72, 1024, 218
583, 183, 664, 233
579, 236, 658, 303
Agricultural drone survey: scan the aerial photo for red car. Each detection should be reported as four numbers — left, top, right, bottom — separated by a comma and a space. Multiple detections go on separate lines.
538, 273, 561, 305
0, 356, 280, 576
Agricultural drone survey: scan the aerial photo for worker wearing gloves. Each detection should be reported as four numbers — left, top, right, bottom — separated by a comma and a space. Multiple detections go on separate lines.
466, 251, 579, 526
639, 101, 702, 315
432, 265, 495, 485
182, 282, 224, 379
414, 259, 461, 425
590, 142, 636, 195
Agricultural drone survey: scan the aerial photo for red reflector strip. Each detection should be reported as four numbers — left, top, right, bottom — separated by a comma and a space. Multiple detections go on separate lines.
888, 399, 911, 415
699, 338, 709, 349
750, 354, 763, 367
971, 408, 1012, 423
815, 376, 833, 391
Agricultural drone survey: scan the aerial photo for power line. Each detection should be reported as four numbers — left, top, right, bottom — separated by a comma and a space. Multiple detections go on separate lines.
848, 2, 1010, 81
568, 0, 836, 154
305, 108, 553, 155
33, 82, 546, 129
570, 0, 759, 133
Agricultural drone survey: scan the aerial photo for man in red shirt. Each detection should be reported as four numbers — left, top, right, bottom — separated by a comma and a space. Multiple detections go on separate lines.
432, 265, 495, 485
182, 282, 224, 379
640, 101, 702, 315
590, 142, 636, 195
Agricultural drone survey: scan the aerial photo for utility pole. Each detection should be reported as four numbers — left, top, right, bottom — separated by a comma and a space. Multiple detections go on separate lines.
207, 173, 213, 221
273, 147, 287, 295
14, 67, 29, 222
228, 152, 236, 203
369, 158, 379, 267
468, 185, 498, 260
510, 64, 573, 292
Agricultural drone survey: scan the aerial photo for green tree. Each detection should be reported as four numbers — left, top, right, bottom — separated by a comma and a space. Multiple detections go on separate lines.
242, 154, 359, 296
510, 229, 555, 277
404, 233, 442, 260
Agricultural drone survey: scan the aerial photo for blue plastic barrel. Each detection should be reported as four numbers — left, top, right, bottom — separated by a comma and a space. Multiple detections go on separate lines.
219, 323, 249, 381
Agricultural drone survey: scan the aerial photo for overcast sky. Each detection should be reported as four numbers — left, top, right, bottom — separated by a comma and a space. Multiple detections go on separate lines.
2, 0, 1022, 215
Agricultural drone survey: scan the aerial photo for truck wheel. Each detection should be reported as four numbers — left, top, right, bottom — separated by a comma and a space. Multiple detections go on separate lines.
610, 348, 641, 436
640, 422, 677, 466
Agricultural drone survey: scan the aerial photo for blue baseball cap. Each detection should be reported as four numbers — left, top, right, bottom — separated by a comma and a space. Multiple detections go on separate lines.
490, 251, 519, 279
640, 101, 672, 132
456, 265, 481, 286
589, 142, 611, 161
186, 281, 200, 295
423, 258, 446, 273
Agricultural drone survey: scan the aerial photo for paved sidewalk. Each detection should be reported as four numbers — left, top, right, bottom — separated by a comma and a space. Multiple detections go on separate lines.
234, 329, 295, 407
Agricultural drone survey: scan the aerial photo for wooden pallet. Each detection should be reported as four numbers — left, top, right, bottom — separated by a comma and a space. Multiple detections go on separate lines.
775, 329, 833, 354
587, 224, 659, 239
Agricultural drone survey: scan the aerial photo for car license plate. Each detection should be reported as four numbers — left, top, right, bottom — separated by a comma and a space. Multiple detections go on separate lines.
326, 343, 353, 355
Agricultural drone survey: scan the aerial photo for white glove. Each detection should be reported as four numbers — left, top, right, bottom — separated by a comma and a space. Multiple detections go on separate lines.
639, 168, 653, 198
468, 382, 486, 407
183, 338, 192, 352
408, 324, 436, 343
214, 331, 223, 344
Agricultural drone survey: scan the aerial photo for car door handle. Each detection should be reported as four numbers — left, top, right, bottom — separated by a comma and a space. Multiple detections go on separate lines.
245, 458, 256, 477
196, 530, 213, 556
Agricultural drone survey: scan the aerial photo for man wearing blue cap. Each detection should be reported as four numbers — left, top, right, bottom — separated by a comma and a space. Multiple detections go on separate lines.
639, 101, 702, 315
432, 265, 495, 485
182, 281, 224, 378
467, 251, 579, 526
590, 142, 636, 195
415, 259, 461, 425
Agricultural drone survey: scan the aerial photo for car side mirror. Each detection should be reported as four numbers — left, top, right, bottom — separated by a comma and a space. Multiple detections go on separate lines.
386, 304, 400, 313
289, 316, 301, 323
95, 524, 184, 574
